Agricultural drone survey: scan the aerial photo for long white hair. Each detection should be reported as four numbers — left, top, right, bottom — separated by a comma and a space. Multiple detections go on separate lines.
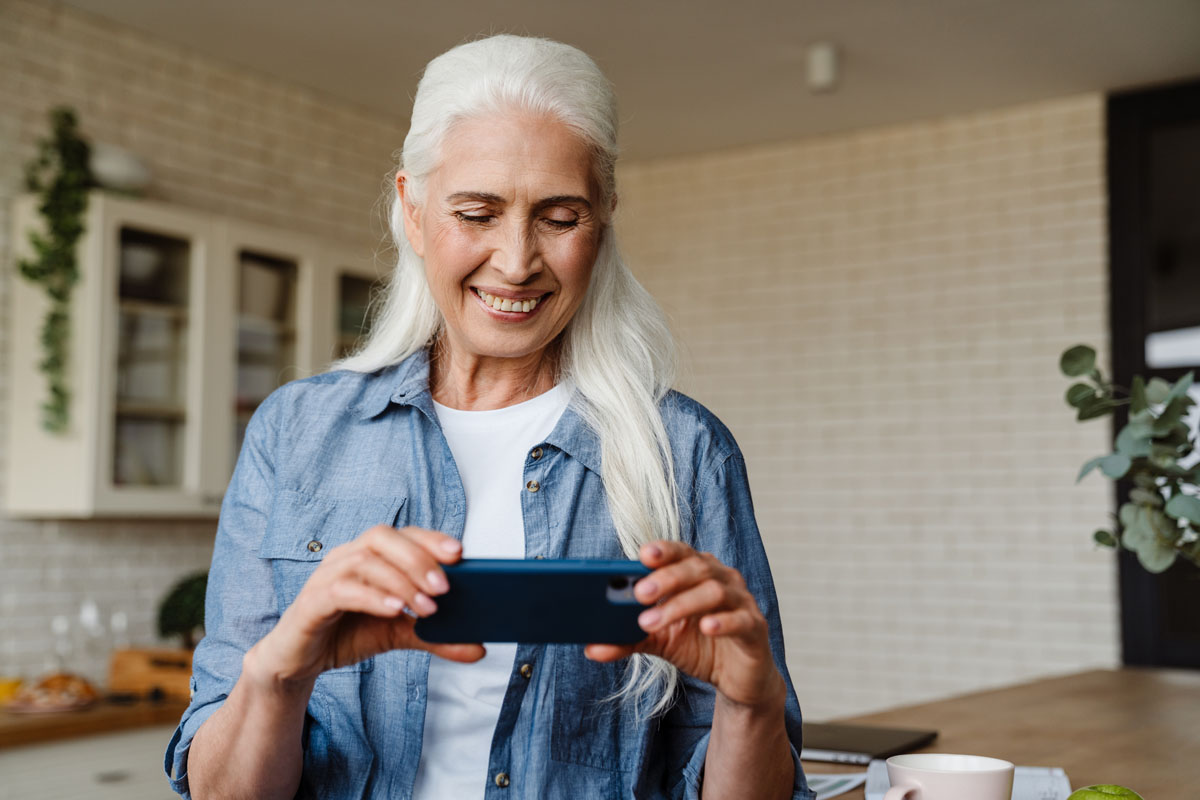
334, 35, 682, 715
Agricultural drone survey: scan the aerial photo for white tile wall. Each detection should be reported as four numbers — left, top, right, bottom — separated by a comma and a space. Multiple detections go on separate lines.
0, 0, 403, 685
0, 0, 1119, 720
616, 96, 1119, 719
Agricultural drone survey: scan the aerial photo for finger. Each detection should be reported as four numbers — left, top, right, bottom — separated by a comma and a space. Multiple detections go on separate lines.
638, 579, 744, 633
699, 608, 763, 640
638, 540, 696, 568
584, 643, 636, 662
325, 577, 409, 619
348, 555, 438, 616
361, 526, 457, 596
422, 642, 487, 663
397, 526, 464, 564
635, 554, 722, 605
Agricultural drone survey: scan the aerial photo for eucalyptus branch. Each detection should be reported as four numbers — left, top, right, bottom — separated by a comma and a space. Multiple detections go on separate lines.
1061, 344, 1200, 573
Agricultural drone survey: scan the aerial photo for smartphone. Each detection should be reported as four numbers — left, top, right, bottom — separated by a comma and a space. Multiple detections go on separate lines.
413, 558, 651, 644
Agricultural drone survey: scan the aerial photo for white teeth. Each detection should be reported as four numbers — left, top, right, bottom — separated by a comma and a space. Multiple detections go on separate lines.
474, 288, 540, 313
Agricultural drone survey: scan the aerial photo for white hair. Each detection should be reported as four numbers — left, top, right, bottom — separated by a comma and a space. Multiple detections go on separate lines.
333, 34, 682, 715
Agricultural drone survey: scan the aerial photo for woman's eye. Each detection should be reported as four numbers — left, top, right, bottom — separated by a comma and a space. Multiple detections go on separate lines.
542, 217, 578, 229
454, 211, 494, 224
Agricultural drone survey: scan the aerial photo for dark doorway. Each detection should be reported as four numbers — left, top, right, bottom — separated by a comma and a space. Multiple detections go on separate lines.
1108, 79, 1200, 667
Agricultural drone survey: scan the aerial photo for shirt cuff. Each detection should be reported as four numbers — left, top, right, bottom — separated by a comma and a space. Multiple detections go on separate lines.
164, 697, 225, 799
680, 730, 817, 800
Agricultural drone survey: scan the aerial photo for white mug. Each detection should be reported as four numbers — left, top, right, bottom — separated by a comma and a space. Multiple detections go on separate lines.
883, 753, 1015, 800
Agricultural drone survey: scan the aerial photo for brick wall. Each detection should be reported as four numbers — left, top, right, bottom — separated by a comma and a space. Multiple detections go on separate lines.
616, 96, 1118, 719
0, 0, 1118, 717
0, 0, 403, 684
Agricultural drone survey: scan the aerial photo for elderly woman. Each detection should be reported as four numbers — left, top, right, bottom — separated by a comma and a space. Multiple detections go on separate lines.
167, 35, 813, 800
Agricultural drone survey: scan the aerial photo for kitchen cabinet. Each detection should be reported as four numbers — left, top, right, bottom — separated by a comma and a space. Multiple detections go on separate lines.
5, 192, 383, 518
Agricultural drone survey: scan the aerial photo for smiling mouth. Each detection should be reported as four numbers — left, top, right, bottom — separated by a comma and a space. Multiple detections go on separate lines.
473, 287, 547, 313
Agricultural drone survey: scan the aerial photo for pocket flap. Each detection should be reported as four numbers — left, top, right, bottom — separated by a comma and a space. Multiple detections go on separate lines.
259, 489, 405, 561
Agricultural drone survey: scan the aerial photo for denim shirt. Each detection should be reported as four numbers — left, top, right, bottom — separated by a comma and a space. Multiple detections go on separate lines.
165, 349, 815, 800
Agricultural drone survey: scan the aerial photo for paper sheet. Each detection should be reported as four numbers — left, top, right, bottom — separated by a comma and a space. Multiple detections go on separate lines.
807, 772, 868, 799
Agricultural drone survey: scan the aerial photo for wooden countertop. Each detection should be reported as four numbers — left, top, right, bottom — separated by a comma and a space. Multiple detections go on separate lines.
803, 667, 1200, 798
0, 697, 189, 749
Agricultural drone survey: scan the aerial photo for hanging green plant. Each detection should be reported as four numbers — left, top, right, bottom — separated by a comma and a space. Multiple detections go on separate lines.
17, 106, 95, 432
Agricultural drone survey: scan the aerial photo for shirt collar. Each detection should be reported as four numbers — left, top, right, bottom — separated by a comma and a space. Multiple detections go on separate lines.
351, 348, 602, 475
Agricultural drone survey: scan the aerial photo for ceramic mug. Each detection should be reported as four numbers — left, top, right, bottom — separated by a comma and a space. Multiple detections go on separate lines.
883, 753, 1015, 800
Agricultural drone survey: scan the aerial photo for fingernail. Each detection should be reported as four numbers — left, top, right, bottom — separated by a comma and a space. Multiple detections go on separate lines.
384, 596, 405, 611
413, 592, 437, 615
647, 545, 662, 559
639, 609, 661, 629
441, 539, 462, 555
427, 570, 449, 594
637, 579, 658, 599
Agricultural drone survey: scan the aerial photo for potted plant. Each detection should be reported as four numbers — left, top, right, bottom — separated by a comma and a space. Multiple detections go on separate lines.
1060, 344, 1199, 572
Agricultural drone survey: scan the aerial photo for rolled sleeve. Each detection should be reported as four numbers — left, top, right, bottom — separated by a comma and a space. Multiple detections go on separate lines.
671, 450, 815, 800
165, 393, 283, 798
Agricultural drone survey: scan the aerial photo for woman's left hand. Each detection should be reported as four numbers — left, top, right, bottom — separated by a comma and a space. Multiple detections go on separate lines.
585, 541, 786, 710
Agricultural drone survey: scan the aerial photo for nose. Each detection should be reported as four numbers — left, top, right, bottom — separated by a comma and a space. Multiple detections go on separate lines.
489, 221, 542, 284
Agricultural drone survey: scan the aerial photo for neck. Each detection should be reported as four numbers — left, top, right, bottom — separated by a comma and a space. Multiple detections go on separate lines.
430, 338, 559, 410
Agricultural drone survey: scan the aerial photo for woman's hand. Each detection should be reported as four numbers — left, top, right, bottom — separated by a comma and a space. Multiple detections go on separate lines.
245, 525, 485, 690
585, 541, 785, 710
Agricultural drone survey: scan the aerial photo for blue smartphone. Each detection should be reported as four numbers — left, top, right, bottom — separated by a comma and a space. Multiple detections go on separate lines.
413, 558, 651, 644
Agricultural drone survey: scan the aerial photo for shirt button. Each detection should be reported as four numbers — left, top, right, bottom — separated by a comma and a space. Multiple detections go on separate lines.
519, 663, 533, 679
494, 772, 510, 788
530, 447, 543, 461
306, 540, 323, 553
525, 480, 540, 493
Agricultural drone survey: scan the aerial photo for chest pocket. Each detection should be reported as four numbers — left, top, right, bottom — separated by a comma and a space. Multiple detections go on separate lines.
551, 648, 636, 774
259, 488, 406, 673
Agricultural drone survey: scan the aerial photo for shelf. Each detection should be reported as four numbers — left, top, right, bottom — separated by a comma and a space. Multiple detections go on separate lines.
119, 298, 188, 319
115, 402, 186, 420
238, 313, 295, 337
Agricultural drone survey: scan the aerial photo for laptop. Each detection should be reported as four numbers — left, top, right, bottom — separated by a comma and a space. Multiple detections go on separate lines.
801, 722, 938, 765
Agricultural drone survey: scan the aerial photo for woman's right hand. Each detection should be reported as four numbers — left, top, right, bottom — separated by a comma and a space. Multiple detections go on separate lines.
243, 525, 484, 690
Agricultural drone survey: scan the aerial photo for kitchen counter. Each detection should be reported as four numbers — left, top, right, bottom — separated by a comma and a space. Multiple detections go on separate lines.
0, 698, 188, 749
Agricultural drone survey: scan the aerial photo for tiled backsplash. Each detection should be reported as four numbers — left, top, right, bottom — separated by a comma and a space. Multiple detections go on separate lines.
1, 1, 1117, 717
0, 0, 402, 685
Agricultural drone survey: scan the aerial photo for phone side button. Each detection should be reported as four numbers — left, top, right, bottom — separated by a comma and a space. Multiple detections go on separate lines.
519, 663, 533, 680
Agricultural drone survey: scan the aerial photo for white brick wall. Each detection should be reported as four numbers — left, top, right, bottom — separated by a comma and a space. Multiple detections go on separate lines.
0, 0, 404, 685
616, 96, 1119, 719
0, 0, 1119, 717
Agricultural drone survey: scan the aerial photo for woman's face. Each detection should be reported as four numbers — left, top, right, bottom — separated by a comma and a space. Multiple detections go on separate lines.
399, 113, 603, 368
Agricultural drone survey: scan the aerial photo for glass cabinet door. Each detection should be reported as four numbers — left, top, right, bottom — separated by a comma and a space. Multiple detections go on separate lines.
113, 227, 191, 487
336, 272, 376, 358
234, 250, 298, 466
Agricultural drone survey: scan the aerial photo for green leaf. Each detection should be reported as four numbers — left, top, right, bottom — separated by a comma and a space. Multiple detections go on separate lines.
1152, 397, 1188, 436
1077, 398, 1119, 421
1060, 345, 1097, 377
1146, 377, 1172, 405
1077, 456, 1105, 482
1130, 487, 1164, 507
1093, 530, 1118, 548
1066, 383, 1096, 409
1137, 539, 1178, 572
1099, 453, 1132, 479
1115, 422, 1154, 458
1119, 502, 1139, 529
1130, 375, 1148, 413
1166, 371, 1195, 403
1165, 494, 1200, 525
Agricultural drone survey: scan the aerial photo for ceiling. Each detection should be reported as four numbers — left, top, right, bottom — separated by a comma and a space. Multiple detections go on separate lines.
60, 0, 1200, 160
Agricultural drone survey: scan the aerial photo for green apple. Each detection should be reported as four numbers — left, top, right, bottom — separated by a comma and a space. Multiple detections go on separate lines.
1067, 786, 1144, 800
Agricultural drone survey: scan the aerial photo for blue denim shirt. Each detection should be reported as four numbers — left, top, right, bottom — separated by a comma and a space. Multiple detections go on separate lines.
166, 349, 814, 800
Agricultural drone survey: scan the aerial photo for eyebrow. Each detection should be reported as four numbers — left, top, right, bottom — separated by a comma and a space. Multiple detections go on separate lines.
445, 191, 593, 211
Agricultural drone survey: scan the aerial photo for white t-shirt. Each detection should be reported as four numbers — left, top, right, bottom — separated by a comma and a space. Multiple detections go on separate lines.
413, 384, 570, 799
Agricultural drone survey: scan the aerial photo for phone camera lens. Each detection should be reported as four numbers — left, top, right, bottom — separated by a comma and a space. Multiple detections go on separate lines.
608, 576, 630, 591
